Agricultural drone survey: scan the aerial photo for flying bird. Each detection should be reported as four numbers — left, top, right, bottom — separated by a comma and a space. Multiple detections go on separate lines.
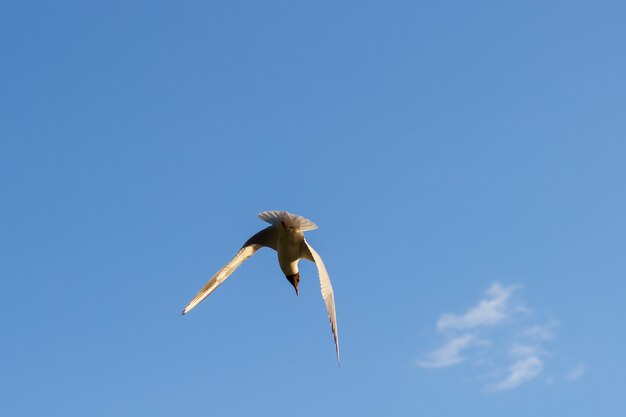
181, 210, 340, 364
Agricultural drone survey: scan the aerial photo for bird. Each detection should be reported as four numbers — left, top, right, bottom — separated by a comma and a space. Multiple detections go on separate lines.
181, 210, 340, 364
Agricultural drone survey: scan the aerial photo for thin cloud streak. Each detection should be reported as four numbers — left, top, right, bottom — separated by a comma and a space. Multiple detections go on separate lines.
416, 334, 479, 368
493, 356, 543, 391
510, 343, 542, 358
566, 364, 587, 381
523, 321, 559, 341
437, 283, 517, 331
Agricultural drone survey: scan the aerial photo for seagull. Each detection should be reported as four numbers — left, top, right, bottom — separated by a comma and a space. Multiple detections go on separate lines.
181, 210, 340, 364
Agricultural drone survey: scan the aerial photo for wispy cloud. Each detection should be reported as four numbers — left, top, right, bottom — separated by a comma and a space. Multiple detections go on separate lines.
510, 343, 542, 358
415, 282, 582, 393
523, 321, 559, 341
566, 364, 586, 381
436, 283, 517, 331
416, 334, 480, 368
493, 356, 543, 391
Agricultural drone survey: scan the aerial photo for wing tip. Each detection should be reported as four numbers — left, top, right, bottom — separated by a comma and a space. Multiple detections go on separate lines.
181, 303, 195, 315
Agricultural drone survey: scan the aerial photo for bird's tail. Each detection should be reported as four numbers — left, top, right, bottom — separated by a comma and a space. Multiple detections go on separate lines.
258, 210, 318, 231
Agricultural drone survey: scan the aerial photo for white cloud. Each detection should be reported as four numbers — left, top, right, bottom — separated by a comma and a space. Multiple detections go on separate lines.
493, 356, 543, 391
510, 343, 541, 358
437, 283, 517, 331
566, 364, 586, 381
523, 321, 559, 341
416, 282, 583, 392
416, 334, 479, 368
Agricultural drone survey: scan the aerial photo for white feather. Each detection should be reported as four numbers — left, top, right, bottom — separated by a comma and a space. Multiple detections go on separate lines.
258, 210, 318, 231
302, 239, 340, 364
181, 244, 261, 315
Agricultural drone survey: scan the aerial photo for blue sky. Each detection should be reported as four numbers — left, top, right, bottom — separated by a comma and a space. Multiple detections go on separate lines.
2, 1, 625, 415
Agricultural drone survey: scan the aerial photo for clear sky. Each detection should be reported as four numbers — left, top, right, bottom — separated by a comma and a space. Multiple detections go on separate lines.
2, 1, 625, 416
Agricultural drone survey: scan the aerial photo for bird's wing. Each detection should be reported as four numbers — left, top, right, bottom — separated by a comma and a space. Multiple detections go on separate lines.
301, 239, 340, 364
244, 225, 278, 251
181, 226, 277, 315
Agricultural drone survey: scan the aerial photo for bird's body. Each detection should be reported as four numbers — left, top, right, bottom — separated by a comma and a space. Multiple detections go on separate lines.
181, 211, 340, 364
277, 225, 303, 277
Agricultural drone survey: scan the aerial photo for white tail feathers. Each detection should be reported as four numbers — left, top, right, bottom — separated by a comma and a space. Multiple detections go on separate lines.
258, 210, 318, 231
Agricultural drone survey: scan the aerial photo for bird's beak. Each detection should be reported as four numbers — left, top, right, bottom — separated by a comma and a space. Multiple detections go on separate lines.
285, 273, 300, 296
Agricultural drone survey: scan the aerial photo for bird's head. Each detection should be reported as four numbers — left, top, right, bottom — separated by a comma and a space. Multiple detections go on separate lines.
285, 272, 300, 296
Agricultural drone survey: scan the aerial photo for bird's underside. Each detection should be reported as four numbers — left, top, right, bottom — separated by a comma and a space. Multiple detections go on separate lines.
181, 211, 340, 364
